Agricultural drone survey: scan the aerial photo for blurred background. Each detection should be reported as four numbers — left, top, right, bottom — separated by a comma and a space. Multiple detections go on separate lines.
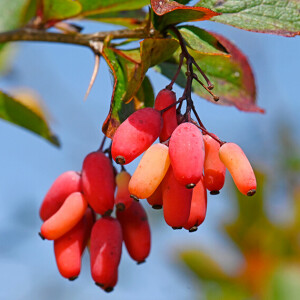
0, 16, 300, 300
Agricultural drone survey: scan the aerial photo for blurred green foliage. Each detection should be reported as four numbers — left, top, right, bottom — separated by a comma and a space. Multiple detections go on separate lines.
179, 139, 300, 300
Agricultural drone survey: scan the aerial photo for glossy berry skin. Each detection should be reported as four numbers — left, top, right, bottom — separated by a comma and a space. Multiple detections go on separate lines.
203, 134, 226, 194
219, 142, 256, 196
154, 89, 178, 142
111, 108, 163, 165
162, 167, 192, 228
90, 217, 122, 292
40, 171, 81, 221
169, 122, 204, 187
128, 143, 170, 199
54, 207, 94, 280
183, 177, 207, 232
147, 182, 163, 209
81, 151, 115, 215
117, 201, 151, 263
115, 171, 133, 211
40, 192, 88, 240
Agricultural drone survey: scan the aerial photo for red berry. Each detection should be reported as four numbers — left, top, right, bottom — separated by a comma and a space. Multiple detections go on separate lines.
154, 89, 178, 142
147, 182, 163, 209
203, 134, 226, 194
183, 177, 207, 232
81, 151, 115, 215
53, 207, 94, 280
162, 167, 192, 228
40, 171, 81, 221
111, 108, 163, 164
40, 192, 88, 240
90, 217, 122, 292
169, 122, 204, 187
114, 171, 133, 211
117, 201, 151, 264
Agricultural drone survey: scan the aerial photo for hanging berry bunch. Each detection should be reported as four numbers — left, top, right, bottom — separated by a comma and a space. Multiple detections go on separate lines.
0, 0, 297, 295
38, 26, 257, 292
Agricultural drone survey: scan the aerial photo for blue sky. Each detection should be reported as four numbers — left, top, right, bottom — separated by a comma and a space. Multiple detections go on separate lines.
0, 19, 299, 300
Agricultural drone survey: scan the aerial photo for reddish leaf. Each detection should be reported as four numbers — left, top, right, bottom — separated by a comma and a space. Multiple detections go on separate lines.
151, 0, 220, 29
155, 33, 264, 113
210, 32, 264, 113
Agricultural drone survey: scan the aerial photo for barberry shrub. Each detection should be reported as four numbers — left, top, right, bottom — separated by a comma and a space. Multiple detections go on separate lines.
0, 0, 299, 294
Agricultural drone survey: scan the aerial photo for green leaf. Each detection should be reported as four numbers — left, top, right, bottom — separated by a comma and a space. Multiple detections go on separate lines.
79, 0, 149, 16
134, 76, 155, 109
0, 0, 36, 31
174, 25, 229, 55
0, 90, 59, 146
180, 250, 230, 283
102, 38, 179, 137
86, 9, 146, 29
151, 0, 219, 29
41, 0, 82, 22
264, 266, 300, 300
197, 0, 300, 37
155, 33, 264, 113
40, 0, 149, 23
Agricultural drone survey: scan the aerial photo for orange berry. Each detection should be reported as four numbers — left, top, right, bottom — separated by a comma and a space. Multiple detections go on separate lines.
219, 142, 256, 196
40, 192, 88, 240
128, 143, 170, 199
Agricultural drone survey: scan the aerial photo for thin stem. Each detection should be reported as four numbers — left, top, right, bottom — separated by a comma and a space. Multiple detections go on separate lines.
166, 52, 184, 90
191, 57, 214, 90
159, 97, 186, 114
193, 74, 219, 101
0, 27, 150, 48
191, 104, 206, 129
99, 135, 107, 152
195, 124, 225, 145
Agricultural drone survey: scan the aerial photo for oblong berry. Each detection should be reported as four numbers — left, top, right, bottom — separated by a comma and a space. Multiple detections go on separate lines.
117, 201, 151, 263
40, 192, 88, 240
203, 134, 226, 194
111, 108, 163, 164
147, 182, 163, 209
183, 177, 207, 232
90, 217, 122, 291
169, 122, 204, 187
115, 171, 133, 211
219, 142, 256, 196
40, 171, 81, 221
128, 143, 170, 199
162, 167, 192, 228
81, 151, 115, 215
53, 207, 94, 279
154, 89, 178, 142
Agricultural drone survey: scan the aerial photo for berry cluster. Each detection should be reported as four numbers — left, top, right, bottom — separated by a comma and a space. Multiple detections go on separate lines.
39, 87, 256, 292
39, 153, 151, 292
112, 88, 257, 231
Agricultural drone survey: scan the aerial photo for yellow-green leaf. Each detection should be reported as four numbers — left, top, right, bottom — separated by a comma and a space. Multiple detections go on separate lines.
0, 90, 59, 146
